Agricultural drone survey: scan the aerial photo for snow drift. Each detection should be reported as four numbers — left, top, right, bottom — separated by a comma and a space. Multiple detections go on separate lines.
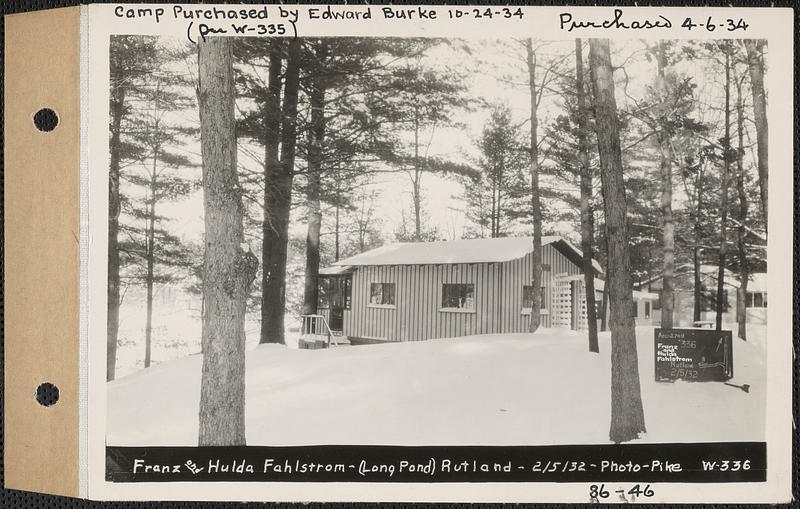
107, 325, 765, 446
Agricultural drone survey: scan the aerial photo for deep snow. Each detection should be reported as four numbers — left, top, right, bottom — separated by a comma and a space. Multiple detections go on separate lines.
107, 325, 765, 446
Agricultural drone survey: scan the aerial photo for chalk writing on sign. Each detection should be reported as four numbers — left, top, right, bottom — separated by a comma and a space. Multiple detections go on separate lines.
654, 328, 733, 382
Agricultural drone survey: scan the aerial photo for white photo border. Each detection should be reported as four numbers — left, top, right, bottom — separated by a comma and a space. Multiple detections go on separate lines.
85, 4, 794, 502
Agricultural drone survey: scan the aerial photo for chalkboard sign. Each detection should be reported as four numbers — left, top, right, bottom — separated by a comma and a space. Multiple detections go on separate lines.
654, 328, 733, 382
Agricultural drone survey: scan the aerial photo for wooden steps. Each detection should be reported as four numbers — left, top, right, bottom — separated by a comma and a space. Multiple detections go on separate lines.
298, 314, 349, 348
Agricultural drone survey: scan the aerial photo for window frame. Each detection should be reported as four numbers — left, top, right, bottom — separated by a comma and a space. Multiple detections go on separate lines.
318, 276, 352, 311
368, 282, 396, 308
344, 276, 352, 310
317, 277, 331, 310
746, 291, 767, 308
440, 283, 476, 312
521, 284, 548, 315
593, 292, 603, 318
652, 293, 662, 310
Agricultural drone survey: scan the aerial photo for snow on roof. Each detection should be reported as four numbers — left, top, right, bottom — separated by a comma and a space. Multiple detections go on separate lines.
328, 236, 603, 273
697, 266, 769, 291
593, 278, 660, 300
319, 265, 356, 276
333, 236, 559, 265
641, 264, 767, 292
746, 273, 767, 292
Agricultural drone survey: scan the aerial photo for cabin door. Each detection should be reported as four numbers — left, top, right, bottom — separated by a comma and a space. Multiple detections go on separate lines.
328, 275, 351, 332
329, 304, 344, 332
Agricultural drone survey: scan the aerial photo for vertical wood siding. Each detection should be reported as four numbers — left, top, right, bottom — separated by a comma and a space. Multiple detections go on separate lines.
343, 243, 583, 342
499, 244, 583, 333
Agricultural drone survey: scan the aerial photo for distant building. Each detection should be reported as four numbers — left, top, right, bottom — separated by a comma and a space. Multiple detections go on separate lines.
314, 236, 656, 344
636, 265, 767, 327
592, 278, 660, 327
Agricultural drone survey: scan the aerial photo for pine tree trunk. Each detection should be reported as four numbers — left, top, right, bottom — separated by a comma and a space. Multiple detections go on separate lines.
261, 39, 300, 344
693, 163, 705, 323
693, 246, 702, 323
496, 183, 502, 238
525, 38, 543, 333
735, 73, 749, 341
260, 40, 283, 344
490, 180, 497, 238
600, 282, 609, 332
144, 155, 158, 369
198, 37, 248, 446
599, 236, 609, 332
412, 174, 422, 240
107, 87, 125, 381
575, 39, 599, 352
412, 110, 422, 241
143, 205, 155, 368
302, 63, 327, 316
144, 79, 162, 369
144, 250, 154, 369
654, 43, 675, 329
743, 40, 768, 231
716, 45, 731, 332
334, 177, 341, 261
589, 38, 645, 443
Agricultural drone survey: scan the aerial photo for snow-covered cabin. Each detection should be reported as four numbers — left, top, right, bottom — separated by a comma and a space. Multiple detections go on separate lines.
316, 236, 618, 344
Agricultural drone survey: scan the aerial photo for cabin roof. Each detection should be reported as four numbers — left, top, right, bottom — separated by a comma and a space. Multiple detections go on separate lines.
558, 274, 658, 300
318, 265, 357, 276
594, 278, 660, 300
326, 236, 603, 274
746, 273, 767, 292
640, 264, 767, 292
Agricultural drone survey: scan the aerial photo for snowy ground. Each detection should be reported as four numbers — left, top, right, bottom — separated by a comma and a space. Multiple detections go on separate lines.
107, 325, 765, 446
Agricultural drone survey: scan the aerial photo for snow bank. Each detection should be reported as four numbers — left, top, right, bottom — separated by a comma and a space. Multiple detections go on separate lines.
107, 325, 765, 446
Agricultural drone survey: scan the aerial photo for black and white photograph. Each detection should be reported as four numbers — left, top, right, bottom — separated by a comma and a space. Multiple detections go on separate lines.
2, 2, 793, 504
73, 4, 796, 502
105, 33, 770, 450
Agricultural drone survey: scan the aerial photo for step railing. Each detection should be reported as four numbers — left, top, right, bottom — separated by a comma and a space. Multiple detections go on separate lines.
300, 314, 339, 347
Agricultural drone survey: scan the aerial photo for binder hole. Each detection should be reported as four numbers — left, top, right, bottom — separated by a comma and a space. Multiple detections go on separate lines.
35, 382, 59, 407
33, 108, 59, 132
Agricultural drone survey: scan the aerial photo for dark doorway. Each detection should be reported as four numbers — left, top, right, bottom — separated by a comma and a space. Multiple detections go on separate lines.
330, 275, 351, 331
330, 302, 344, 332
319, 274, 351, 332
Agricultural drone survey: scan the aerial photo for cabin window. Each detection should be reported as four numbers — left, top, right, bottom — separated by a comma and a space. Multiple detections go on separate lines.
442, 283, 475, 310
632, 301, 639, 318
652, 294, 662, 310
344, 277, 352, 309
745, 291, 767, 308
318, 276, 351, 310
700, 289, 729, 312
522, 285, 547, 310
318, 278, 330, 309
369, 282, 395, 306
645, 302, 651, 319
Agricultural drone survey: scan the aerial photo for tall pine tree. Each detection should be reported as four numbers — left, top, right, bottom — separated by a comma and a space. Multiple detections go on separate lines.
589, 39, 645, 443
108, 35, 159, 380
197, 36, 256, 446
